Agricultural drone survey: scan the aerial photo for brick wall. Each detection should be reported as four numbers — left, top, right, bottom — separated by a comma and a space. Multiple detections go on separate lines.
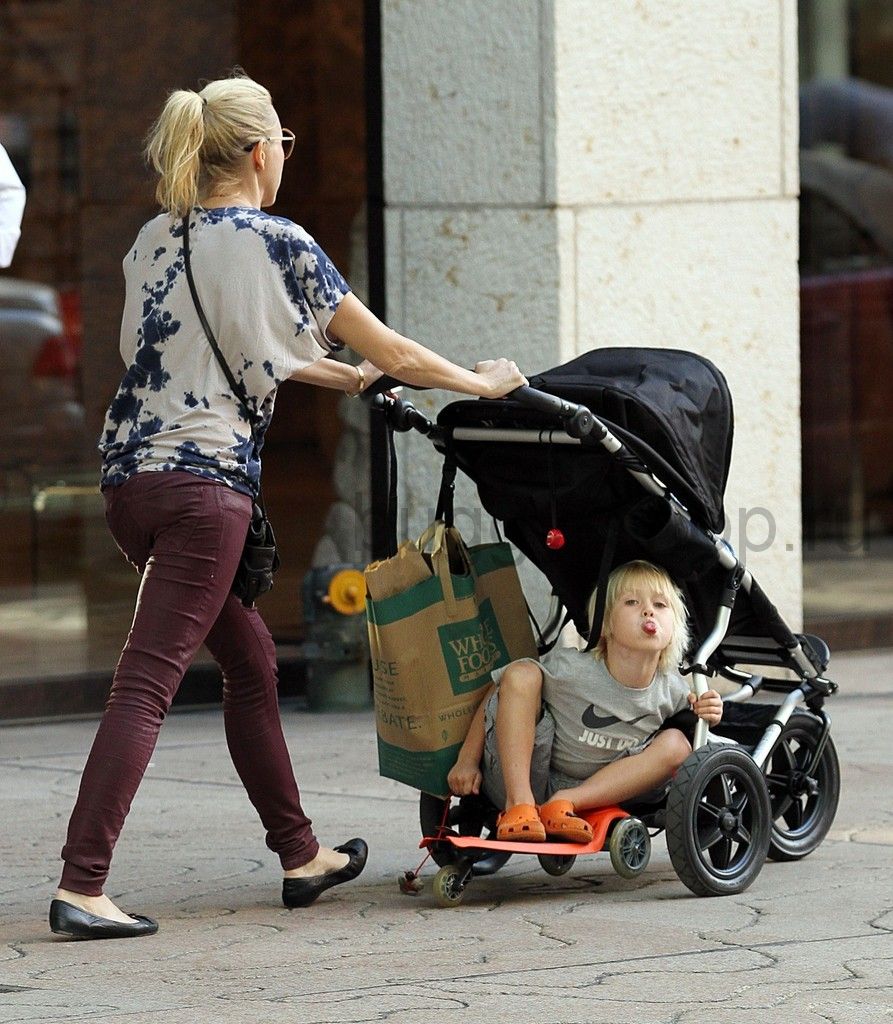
1, 0, 368, 645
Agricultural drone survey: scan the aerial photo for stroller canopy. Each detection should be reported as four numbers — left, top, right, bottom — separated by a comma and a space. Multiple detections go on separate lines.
530, 348, 733, 533
435, 348, 735, 640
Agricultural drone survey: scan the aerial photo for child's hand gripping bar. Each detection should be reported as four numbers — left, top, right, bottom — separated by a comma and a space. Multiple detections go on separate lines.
508, 385, 595, 439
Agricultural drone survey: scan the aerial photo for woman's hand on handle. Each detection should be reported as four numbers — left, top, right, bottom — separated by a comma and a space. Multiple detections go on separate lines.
472, 359, 527, 398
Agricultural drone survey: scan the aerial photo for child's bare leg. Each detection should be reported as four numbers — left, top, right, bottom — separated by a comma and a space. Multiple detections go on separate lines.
552, 729, 692, 811
495, 661, 544, 809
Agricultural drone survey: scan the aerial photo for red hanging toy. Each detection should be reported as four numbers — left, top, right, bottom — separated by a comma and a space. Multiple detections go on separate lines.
545, 441, 565, 549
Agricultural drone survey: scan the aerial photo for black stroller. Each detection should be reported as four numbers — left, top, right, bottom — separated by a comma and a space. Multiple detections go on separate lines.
370, 347, 840, 904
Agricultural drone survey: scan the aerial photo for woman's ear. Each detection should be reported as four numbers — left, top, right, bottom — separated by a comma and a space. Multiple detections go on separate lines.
252, 142, 266, 172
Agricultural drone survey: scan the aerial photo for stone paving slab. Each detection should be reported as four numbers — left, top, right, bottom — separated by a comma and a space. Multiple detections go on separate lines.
0, 650, 891, 1023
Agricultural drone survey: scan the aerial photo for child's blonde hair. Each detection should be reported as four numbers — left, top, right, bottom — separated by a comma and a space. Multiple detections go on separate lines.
144, 71, 275, 217
588, 560, 691, 672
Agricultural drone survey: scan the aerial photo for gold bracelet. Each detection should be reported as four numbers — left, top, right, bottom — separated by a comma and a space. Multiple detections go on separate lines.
348, 363, 365, 398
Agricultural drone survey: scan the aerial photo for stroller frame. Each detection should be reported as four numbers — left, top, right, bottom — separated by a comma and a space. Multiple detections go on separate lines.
371, 350, 839, 904
446, 415, 836, 761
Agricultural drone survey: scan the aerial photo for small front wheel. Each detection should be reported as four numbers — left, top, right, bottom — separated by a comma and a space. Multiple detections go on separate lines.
609, 817, 651, 878
537, 853, 577, 877
432, 865, 467, 907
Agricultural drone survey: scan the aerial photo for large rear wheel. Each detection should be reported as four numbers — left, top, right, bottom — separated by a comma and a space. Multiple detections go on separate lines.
666, 744, 771, 896
764, 713, 840, 861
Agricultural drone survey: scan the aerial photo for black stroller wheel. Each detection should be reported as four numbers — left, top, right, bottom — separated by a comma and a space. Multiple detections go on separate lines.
537, 853, 577, 876
666, 744, 771, 896
419, 792, 512, 875
764, 713, 840, 862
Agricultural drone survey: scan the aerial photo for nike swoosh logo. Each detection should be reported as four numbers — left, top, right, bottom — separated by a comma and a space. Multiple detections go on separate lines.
582, 707, 650, 730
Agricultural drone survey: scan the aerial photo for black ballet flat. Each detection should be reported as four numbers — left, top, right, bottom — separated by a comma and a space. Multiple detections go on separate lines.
49, 899, 159, 940
282, 838, 368, 908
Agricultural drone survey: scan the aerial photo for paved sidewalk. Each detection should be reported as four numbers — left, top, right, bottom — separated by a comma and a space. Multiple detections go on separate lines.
1, 650, 891, 1023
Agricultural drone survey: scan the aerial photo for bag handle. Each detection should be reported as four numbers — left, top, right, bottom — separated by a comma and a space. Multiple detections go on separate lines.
416, 520, 442, 553
417, 522, 475, 577
416, 520, 477, 620
443, 525, 475, 579
429, 523, 458, 619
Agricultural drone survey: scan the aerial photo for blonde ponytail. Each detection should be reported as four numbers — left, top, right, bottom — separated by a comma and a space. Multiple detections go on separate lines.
145, 90, 205, 217
144, 72, 275, 217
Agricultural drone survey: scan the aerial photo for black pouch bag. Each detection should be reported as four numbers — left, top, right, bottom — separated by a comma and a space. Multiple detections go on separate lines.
232, 502, 281, 606
182, 215, 281, 607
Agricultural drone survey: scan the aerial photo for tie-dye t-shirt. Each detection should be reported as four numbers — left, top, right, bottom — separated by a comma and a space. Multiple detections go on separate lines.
99, 206, 350, 495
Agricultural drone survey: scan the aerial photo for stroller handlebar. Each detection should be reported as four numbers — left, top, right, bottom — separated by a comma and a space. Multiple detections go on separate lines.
368, 381, 596, 439
508, 385, 595, 439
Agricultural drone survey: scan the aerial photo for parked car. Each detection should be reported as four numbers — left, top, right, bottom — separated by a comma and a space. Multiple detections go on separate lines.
0, 276, 88, 475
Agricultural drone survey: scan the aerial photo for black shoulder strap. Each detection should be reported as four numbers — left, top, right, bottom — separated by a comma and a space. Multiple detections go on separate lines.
181, 213, 262, 501
181, 214, 259, 435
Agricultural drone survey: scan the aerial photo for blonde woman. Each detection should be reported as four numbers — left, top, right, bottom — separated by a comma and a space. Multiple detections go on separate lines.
50, 71, 526, 940
447, 560, 723, 843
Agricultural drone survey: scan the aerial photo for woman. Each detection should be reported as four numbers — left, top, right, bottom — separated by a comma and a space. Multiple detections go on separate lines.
50, 72, 526, 940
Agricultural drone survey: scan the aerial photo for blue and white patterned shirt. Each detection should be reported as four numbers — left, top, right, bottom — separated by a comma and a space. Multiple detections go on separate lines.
99, 206, 350, 495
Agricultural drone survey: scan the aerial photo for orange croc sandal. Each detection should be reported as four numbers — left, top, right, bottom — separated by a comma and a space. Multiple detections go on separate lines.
539, 800, 594, 844
496, 803, 546, 842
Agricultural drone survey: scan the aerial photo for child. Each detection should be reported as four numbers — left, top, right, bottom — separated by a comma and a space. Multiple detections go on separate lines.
447, 560, 723, 843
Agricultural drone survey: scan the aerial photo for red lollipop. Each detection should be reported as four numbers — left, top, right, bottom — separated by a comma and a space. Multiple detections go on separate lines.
546, 528, 565, 550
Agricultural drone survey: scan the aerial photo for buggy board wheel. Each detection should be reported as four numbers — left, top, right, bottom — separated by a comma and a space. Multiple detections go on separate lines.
764, 713, 840, 862
537, 853, 577, 877
608, 817, 651, 879
666, 743, 771, 897
432, 865, 467, 907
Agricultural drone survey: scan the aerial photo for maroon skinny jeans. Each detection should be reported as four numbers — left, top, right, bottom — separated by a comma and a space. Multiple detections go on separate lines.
59, 471, 319, 895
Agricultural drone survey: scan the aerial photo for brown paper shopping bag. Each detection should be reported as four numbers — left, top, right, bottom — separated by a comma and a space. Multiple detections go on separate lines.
365, 522, 537, 797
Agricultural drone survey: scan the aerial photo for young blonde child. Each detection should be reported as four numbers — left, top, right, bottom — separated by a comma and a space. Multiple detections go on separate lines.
447, 560, 723, 843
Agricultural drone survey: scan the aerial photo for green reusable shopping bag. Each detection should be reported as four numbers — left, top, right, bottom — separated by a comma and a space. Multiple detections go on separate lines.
365, 522, 537, 797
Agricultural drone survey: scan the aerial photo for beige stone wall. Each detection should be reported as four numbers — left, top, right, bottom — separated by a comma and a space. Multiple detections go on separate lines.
383, 0, 802, 624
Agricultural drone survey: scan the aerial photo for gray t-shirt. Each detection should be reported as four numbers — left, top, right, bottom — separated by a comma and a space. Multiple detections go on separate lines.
492, 647, 690, 780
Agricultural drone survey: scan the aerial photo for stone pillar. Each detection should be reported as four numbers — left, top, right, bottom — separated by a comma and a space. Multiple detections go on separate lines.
382, 0, 801, 623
